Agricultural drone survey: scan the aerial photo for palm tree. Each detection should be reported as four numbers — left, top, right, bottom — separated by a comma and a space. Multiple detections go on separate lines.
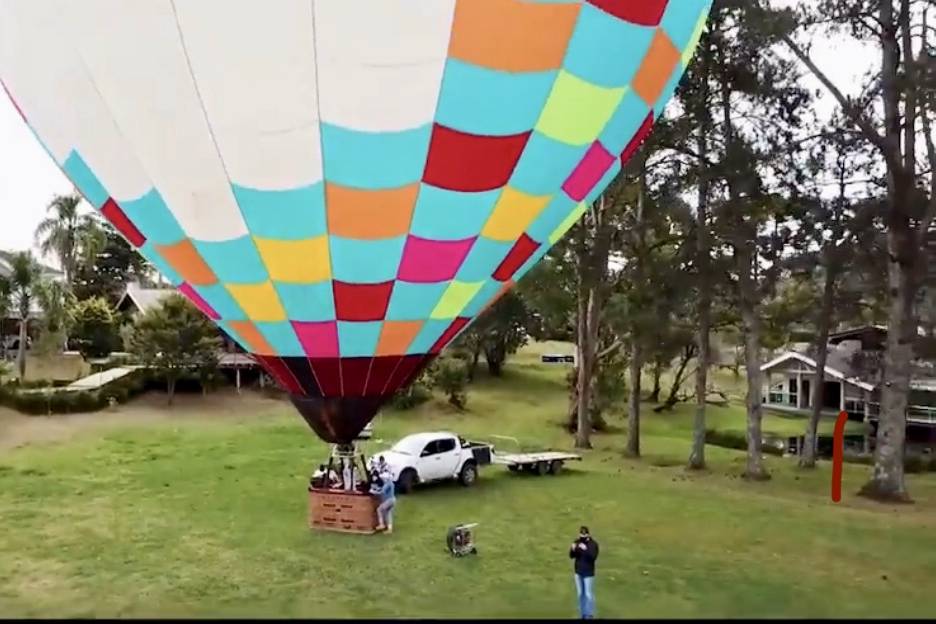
34, 193, 103, 286
0, 275, 10, 360
9, 252, 42, 379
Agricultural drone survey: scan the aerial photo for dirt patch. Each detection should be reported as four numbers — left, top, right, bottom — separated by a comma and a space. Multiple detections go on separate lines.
0, 390, 289, 452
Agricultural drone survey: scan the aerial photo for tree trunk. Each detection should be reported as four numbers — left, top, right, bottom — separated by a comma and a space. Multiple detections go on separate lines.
648, 362, 662, 403
737, 246, 770, 481
625, 337, 641, 457
689, 297, 711, 469
16, 319, 27, 379
689, 81, 712, 470
655, 345, 695, 412
575, 288, 596, 449
859, 246, 914, 502
467, 345, 481, 382
801, 262, 837, 468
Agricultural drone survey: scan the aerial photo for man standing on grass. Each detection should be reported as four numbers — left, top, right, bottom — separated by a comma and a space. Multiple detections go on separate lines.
569, 525, 599, 619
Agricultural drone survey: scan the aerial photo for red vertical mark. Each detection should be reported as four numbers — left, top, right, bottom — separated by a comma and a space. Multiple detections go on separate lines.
831, 410, 848, 503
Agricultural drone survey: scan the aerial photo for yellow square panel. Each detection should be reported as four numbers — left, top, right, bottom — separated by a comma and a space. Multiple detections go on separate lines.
482, 187, 551, 242
226, 282, 287, 322
255, 236, 330, 283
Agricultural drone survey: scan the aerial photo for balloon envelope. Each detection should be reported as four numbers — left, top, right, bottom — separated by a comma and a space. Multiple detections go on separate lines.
1, 0, 712, 443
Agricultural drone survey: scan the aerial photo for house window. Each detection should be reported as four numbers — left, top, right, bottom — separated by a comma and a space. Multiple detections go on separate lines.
788, 378, 798, 406
768, 382, 785, 405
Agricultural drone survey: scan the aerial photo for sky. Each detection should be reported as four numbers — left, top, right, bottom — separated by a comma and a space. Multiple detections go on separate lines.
0, 3, 875, 268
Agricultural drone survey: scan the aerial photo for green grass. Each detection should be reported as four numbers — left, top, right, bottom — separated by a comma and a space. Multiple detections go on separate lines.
1, 343, 935, 618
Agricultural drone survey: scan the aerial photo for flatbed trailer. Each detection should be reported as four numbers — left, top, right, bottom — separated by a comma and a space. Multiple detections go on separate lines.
492, 450, 582, 475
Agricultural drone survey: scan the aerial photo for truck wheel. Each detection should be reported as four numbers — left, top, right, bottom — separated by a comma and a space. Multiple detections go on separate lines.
459, 462, 478, 487
397, 469, 418, 494
507, 465, 520, 473
549, 460, 563, 475
536, 461, 549, 476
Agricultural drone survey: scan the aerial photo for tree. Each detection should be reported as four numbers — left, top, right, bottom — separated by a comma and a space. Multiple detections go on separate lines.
789, 130, 883, 468
454, 290, 531, 380
126, 294, 221, 405
0, 275, 10, 360
7, 252, 44, 379
69, 297, 120, 359
430, 356, 469, 410
781, 0, 936, 501
73, 221, 152, 304
34, 193, 104, 286
34, 280, 74, 356
706, 0, 813, 480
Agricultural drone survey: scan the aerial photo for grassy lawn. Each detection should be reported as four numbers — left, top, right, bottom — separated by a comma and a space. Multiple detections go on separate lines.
1, 342, 934, 618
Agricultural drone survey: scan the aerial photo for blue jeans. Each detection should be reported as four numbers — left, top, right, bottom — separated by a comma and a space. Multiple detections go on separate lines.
574, 574, 595, 619
377, 498, 395, 527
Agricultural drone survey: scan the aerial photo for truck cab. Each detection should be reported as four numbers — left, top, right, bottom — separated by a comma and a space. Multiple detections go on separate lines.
376, 432, 491, 493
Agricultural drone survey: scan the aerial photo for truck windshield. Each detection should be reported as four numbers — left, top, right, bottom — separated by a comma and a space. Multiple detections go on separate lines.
389, 440, 414, 455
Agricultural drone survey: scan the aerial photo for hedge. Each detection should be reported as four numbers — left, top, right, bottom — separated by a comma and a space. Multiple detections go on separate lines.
704, 429, 785, 456
0, 370, 147, 415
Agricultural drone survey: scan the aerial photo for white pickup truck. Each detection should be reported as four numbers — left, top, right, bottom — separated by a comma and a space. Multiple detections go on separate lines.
374, 431, 581, 494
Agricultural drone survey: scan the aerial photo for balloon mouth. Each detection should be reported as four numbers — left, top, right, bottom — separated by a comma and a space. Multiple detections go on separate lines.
289, 394, 388, 444
254, 354, 436, 444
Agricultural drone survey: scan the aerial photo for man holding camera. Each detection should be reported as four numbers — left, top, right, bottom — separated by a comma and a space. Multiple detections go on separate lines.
569, 525, 599, 619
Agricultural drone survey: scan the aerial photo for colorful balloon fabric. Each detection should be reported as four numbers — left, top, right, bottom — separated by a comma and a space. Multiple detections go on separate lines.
1, 0, 712, 442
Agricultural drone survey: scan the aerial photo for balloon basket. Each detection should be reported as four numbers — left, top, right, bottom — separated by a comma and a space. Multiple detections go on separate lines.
308, 442, 378, 535
308, 488, 379, 535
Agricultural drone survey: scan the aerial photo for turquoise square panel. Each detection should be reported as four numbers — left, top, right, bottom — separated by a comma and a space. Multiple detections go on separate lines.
233, 183, 327, 240
121, 189, 186, 245
409, 184, 501, 241
275, 281, 336, 323
321, 124, 432, 189
338, 321, 382, 357
563, 3, 654, 88
386, 281, 450, 321
330, 235, 406, 283
435, 60, 556, 136
194, 237, 268, 284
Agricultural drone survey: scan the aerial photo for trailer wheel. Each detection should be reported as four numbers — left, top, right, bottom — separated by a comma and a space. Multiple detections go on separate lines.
549, 460, 564, 475
397, 469, 418, 494
459, 462, 478, 487
536, 461, 549, 476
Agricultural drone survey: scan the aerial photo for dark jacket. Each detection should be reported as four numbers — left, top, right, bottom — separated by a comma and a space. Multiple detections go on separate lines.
569, 537, 599, 577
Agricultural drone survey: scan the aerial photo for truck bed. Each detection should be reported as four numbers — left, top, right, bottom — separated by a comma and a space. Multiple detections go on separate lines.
492, 451, 581, 466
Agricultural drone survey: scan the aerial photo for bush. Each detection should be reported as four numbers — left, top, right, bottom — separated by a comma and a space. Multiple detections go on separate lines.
431, 357, 469, 410
389, 383, 432, 410
704, 429, 784, 456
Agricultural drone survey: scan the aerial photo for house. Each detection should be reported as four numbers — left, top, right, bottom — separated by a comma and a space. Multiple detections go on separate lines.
114, 283, 262, 390
761, 325, 936, 446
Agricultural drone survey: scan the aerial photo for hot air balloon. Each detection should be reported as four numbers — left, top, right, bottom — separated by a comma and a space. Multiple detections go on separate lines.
1, 0, 712, 446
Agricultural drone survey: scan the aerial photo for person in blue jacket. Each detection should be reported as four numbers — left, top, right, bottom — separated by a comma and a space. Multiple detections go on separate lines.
375, 474, 396, 534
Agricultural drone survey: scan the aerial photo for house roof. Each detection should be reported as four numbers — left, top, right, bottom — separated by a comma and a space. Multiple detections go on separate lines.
760, 351, 877, 392
116, 282, 175, 314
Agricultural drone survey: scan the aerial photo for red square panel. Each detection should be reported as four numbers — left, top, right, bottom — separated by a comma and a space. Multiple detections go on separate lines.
493, 234, 541, 281
621, 113, 655, 166
423, 124, 531, 192
101, 198, 146, 247
333, 280, 394, 322
586, 0, 667, 26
